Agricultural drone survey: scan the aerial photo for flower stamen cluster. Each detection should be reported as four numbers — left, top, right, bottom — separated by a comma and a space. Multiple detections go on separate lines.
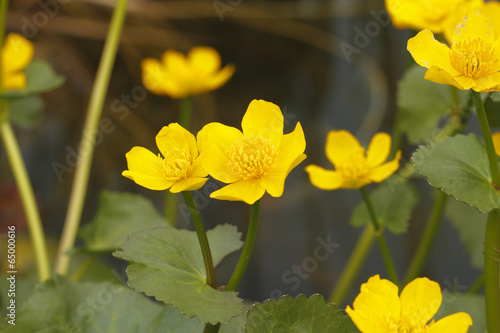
450, 38, 498, 78
154, 148, 193, 181
227, 135, 277, 180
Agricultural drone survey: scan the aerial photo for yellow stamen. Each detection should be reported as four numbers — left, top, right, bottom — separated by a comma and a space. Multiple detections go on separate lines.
450, 37, 498, 78
227, 135, 277, 180
154, 147, 192, 181
337, 150, 370, 180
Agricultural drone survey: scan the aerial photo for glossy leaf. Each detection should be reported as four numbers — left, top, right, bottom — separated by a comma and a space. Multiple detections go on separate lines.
79, 190, 166, 253
350, 179, 418, 234
412, 133, 500, 213
245, 294, 359, 333
113, 224, 245, 324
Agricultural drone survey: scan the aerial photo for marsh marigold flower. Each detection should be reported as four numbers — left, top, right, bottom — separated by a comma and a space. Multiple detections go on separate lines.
385, 0, 482, 32
305, 130, 401, 190
2, 33, 33, 91
122, 123, 208, 192
408, 10, 500, 92
346, 275, 473, 333
197, 99, 306, 205
141, 46, 234, 99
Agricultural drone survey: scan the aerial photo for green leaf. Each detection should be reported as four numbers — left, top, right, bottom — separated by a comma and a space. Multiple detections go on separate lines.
1, 60, 65, 99
445, 199, 486, 269
490, 91, 500, 102
113, 224, 245, 324
485, 92, 500, 128
397, 65, 468, 144
350, 179, 418, 234
79, 191, 166, 253
436, 291, 485, 333
245, 294, 359, 333
9, 95, 44, 128
1, 276, 203, 333
412, 133, 500, 213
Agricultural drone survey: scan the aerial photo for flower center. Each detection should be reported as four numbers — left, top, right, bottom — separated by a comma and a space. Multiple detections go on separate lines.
337, 150, 369, 180
450, 38, 498, 78
384, 311, 430, 333
155, 147, 192, 181
227, 135, 277, 180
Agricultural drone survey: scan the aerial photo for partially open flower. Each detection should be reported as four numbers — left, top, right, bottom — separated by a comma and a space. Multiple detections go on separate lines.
2, 33, 34, 91
141, 46, 234, 99
123, 123, 208, 192
305, 130, 401, 190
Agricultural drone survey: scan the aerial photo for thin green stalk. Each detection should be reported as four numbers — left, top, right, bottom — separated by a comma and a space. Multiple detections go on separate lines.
484, 209, 500, 333
403, 189, 447, 285
328, 224, 376, 306
473, 90, 500, 332
0, 116, 51, 281
164, 192, 177, 227
225, 200, 260, 291
178, 96, 193, 129
473, 91, 500, 185
54, 0, 129, 275
360, 187, 400, 286
466, 273, 484, 295
70, 256, 95, 282
182, 191, 215, 287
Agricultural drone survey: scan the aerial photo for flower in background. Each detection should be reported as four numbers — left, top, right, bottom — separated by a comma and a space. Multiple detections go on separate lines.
346, 275, 473, 333
2, 33, 34, 91
385, 0, 482, 33
141, 46, 235, 99
197, 99, 306, 204
408, 10, 500, 92
123, 123, 208, 192
305, 130, 401, 190
493, 132, 500, 156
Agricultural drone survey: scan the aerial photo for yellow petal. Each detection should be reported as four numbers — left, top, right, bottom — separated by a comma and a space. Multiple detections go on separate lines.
471, 72, 500, 92
369, 151, 401, 183
340, 178, 372, 189
2, 71, 27, 91
162, 49, 189, 77
366, 132, 391, 168
407, 30, 457, 75
2, 33, 33, 73
141, 58, 178, 96
189, 46, 222, 77
493, 133, 500, 156
169, 177, 208, 193
427, 312, 473, 333
346, 275, 401, 333
197, 122, 243, 183
442, 0, 484, 42
400, 277, 442, 325
155, 123, 197, 160
453, 10, 495, 45
305, 165, 344, 190
424, 66, 470, 90
203, 63, 235, 92
260, 122, 306, 197
241, 100, 284, 147
210, 179, 265, 204
483, 1, 500, 34
325, 130, 363, 168
123, 147, 175, 190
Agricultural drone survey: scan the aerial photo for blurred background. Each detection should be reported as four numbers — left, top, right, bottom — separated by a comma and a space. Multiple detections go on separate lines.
0, 0, 479, 307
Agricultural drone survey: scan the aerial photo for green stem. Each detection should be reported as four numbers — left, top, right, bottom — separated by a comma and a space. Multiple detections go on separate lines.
473, 91, 500, 185
178, 96, 192, 129
360, 187, 400, 286
181, 191, 216, 287
54, 0, 129, 275
70, 256, 95, 282
403, 190, 447, 285
164, 192, 177, 227
225, 200, 260, 291
328, 224, 376, 306
0, 116, 51, 282
484, 209, 500, 333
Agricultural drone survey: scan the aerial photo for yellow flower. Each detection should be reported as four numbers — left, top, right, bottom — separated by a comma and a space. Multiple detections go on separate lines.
305, 130, 401, 190
493, 132, 500, 156
197, 99, 306, 205
346, 275, 473, 333
408, 10, 500, 92
122, 123, 208, 192
385, 0, 482, 32
141, 46, 235, 99
2, 33, 34, 91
